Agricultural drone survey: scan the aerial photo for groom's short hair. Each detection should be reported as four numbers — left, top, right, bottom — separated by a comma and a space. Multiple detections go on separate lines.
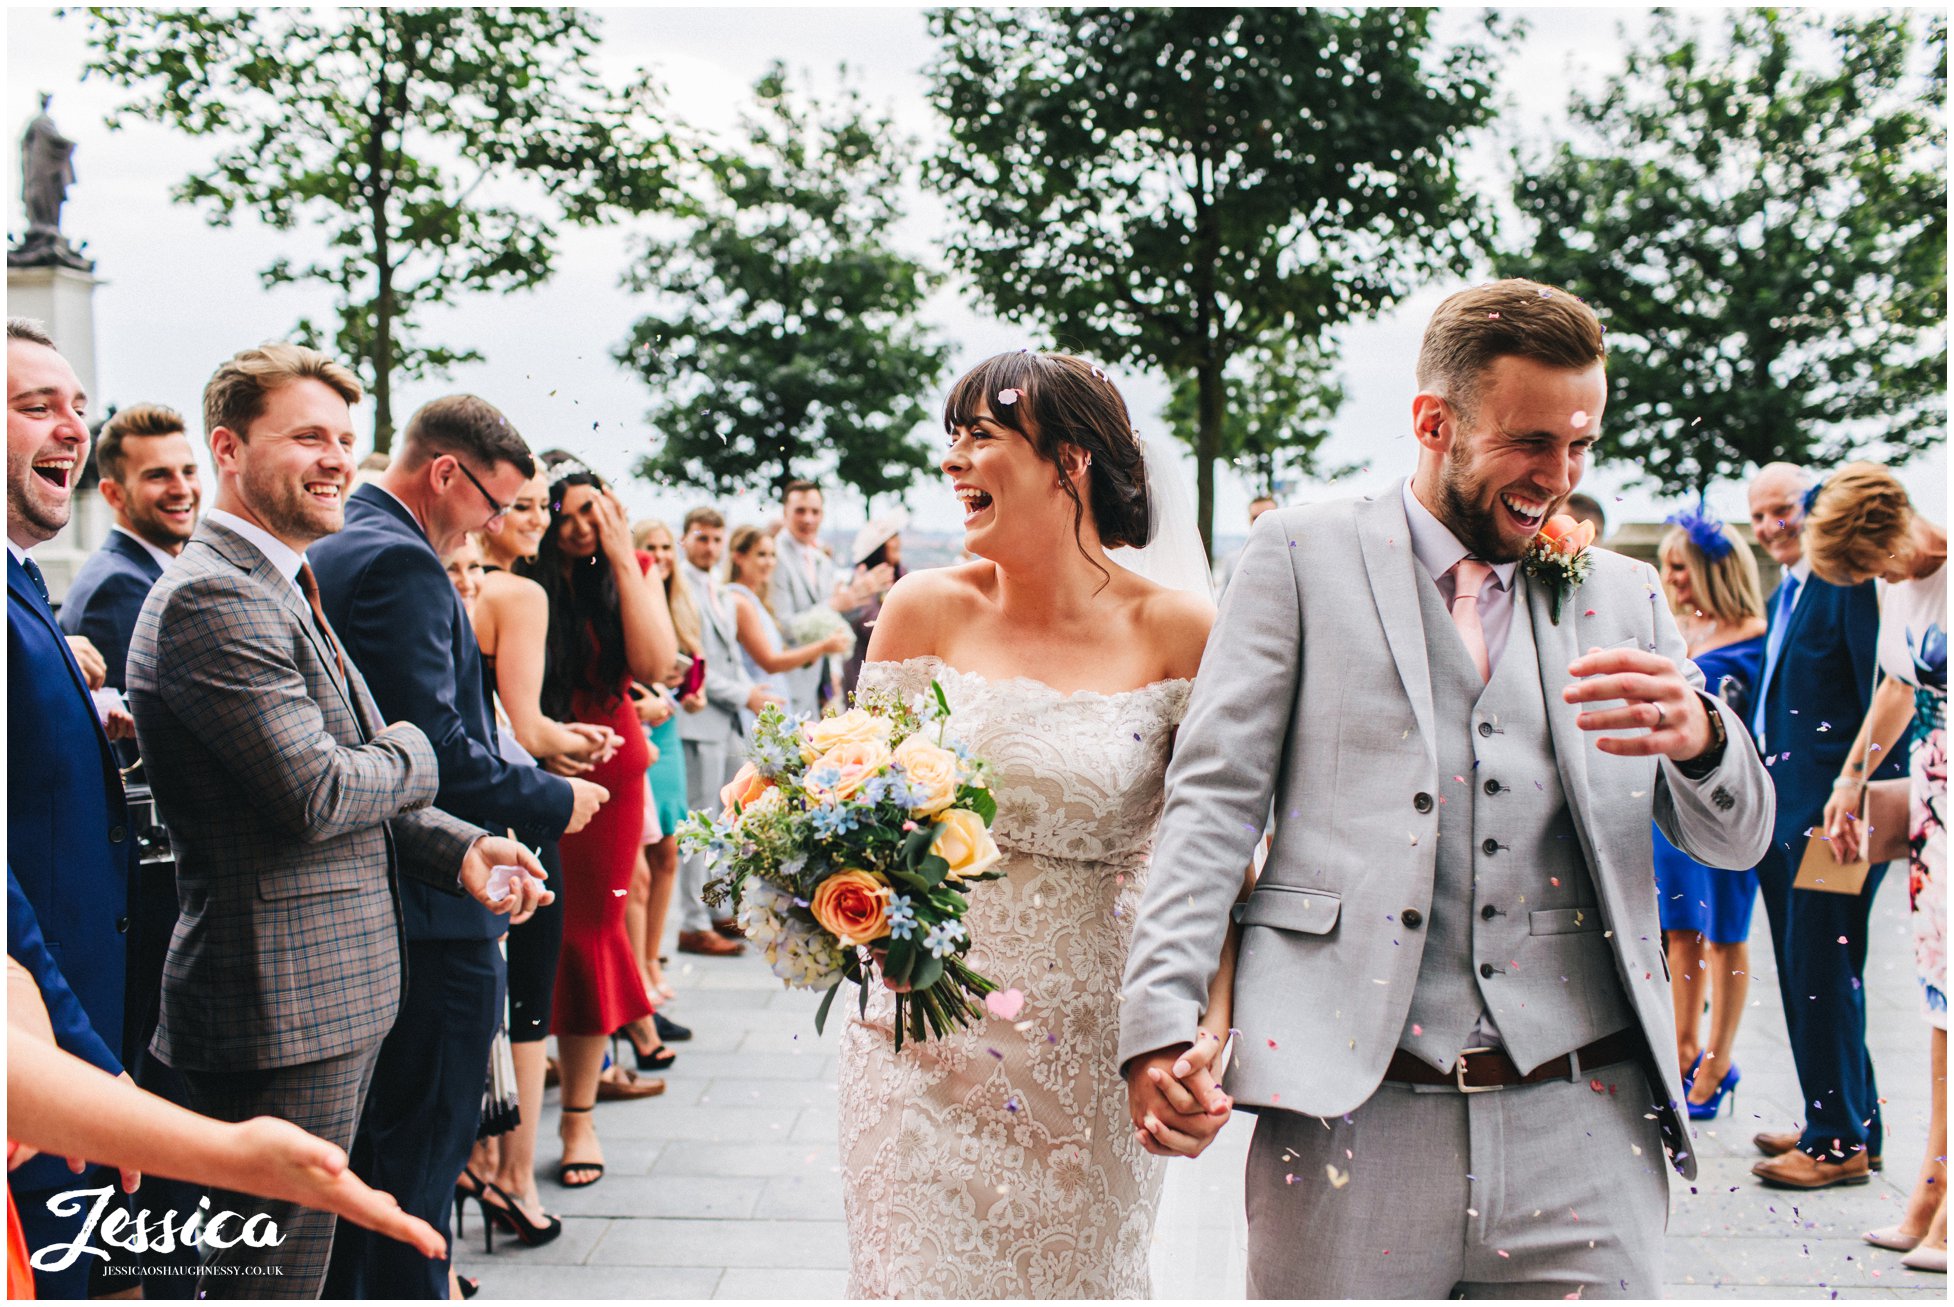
1416, 279, 1605, 424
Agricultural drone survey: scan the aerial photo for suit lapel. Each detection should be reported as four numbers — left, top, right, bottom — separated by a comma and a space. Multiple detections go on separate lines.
200, 522, 362, 724
7, 555, 121, 784
1754, 576, 1813, 720
106, 530, 165, 582
1526, 571, 1607, 876
1355, 489, 1436, 763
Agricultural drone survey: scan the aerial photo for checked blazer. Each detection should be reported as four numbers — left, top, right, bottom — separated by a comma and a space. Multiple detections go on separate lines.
125, 517, 485, 1073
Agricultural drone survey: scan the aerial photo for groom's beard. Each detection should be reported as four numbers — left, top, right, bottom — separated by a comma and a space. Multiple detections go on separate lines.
1435, 440, 1535, 565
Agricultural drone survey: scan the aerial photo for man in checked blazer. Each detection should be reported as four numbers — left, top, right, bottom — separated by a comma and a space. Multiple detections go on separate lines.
125, 344, 550, 1299
1122, 281, 1774, 1297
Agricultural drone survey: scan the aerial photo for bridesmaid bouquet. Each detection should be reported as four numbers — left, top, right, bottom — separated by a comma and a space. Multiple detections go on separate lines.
782, 604, 857, 657
681, 685, 1004, 1050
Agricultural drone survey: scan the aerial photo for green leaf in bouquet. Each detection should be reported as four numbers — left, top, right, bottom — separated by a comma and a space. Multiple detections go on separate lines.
917, 854, 952, 889
883, 935, 916, 985
882, 865, 929, 894
901, 823, 938, 870
911, 952, 945, 992
931, 679, 952, 719
813, 979, 843, 1035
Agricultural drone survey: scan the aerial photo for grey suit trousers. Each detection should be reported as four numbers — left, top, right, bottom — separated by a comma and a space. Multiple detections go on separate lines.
174, 1045, 382, 1299
678, 737, 728, 931
1243, 1057, 1668, 1299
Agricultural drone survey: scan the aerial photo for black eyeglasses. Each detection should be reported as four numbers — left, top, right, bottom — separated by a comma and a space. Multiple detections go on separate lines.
452, 458, 512, 525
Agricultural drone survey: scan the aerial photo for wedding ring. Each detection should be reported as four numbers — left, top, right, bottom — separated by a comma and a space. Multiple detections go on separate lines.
1652, 704, 1666, 731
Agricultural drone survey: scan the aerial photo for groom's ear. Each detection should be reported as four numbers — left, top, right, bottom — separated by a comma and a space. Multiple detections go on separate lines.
1410, 392, 1453, 457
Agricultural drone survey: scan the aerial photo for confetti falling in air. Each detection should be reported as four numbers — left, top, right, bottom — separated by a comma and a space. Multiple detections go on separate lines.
996, 388, 1021, 406
1326, 1165, 1351, 1189
985, 988, 1026, 1021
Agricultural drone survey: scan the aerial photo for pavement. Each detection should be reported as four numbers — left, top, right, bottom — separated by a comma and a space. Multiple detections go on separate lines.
455, 876, 1942, 1300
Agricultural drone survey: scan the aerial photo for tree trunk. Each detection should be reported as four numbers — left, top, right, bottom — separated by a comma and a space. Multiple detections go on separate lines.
1195, 357, 1223, 562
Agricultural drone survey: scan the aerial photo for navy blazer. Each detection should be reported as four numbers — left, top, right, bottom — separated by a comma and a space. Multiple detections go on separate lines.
310, 484, 575, 941
1754, 572, 1905, 854
59, 530, 166, 691
7, 553, 134, 1069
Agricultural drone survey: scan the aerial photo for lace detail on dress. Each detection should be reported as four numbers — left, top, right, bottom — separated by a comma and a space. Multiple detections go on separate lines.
838, 657, 1192, 1299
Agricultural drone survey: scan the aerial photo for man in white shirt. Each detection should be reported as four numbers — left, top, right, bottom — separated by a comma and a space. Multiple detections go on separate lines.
771, 480, 889, 717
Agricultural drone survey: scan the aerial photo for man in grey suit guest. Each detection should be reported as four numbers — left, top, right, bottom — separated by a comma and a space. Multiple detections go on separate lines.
674, 506, 778, 954
125, 343, 549, 1298
771, 479, 890, 717
1120, 280, 1774, 1298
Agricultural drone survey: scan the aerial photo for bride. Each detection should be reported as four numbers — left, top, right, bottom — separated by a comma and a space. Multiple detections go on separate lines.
838, 352, 1237, 1298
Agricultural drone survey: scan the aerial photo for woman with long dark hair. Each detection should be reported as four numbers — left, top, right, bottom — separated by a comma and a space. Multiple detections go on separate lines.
517, 465, 677, 1188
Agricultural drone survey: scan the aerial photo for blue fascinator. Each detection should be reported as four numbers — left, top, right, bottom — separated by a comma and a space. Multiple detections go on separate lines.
1665, 500, 1735, 561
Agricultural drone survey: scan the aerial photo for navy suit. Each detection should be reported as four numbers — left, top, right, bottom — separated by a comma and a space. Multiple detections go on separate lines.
8, 552, 137, 1297
1752, 571, 1903, 1162
311, 483, 574, 1297
59, 529, 165, 691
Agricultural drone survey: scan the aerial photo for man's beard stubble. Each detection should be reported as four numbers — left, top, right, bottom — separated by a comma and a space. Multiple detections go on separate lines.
1434, 441, 1528, 565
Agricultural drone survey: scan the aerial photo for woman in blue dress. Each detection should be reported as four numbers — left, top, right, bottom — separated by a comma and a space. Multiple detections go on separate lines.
723, 525, 854, 735
1653, 506, 1768, 1118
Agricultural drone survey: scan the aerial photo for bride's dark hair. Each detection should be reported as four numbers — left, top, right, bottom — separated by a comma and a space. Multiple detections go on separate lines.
943, 352, 1151, 563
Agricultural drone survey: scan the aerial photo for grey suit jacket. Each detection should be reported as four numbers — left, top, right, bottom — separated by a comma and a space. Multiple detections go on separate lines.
126, 519, 485, 1072
770, 534, 836, 713
1118, 485, 1773, 1179
676, 562, 753, 747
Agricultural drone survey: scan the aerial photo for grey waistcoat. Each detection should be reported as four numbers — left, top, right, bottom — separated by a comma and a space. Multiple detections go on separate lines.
1395, 572, 1635, 1072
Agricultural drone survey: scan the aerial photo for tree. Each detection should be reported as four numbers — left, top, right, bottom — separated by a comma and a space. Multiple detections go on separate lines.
1162, 337, 1348, 499
621, 64, 948, 504
77, 7, 680, 450
1513, 9, 1946, 496
925, 6, 1510, 553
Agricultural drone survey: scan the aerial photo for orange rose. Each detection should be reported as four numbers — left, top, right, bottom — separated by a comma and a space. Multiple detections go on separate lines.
804, 739, 893, 803
1536, 513, 1578, 547
1535, 513, 1596, 556
1571, 518, 1598, 552
719, 761, 774, 818
808, 869, 891, 945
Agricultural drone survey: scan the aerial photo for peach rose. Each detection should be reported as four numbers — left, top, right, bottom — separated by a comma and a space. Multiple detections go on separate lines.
1535, 513, 1595, 556
808, 869, 891, 945
892, 734, 960, 816
801, 708, 894, 761
719, 761, 775, 818
804, 739, 893, 803
931, 809, 1003, 882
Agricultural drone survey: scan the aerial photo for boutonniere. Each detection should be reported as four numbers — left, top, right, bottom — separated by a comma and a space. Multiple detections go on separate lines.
1522, 513, 1597, 625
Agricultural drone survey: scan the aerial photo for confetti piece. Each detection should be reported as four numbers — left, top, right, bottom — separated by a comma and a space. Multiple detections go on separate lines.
1570, 410, 1590, 430
1326, 1165, 1350, 1188
985, 988, 1026, 1020
996, 388, 1021, 406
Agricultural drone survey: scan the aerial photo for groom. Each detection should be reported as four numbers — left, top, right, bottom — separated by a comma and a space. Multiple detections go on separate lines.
1121, 279, 1773, 1298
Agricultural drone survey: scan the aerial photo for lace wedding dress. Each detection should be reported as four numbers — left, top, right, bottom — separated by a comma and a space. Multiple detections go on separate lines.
838, 656, 1194, 1299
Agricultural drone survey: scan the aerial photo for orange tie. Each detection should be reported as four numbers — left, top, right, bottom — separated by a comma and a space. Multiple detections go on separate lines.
1448, 558, 1493, 684
296, 562, 349, 684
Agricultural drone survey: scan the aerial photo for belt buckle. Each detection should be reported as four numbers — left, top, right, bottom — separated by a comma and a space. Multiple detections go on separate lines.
1455, 1046, 1499, 1094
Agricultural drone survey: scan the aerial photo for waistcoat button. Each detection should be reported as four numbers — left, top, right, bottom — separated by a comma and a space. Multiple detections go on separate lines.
1477, 721, 1494, 738
1483, 779, 1501, 795
1401, 908, 1424, 930
1481, 904, 1498, 920
1481, 838, 1499, 856
1480, 962, 1496, 979
1413, 792, 1433, 813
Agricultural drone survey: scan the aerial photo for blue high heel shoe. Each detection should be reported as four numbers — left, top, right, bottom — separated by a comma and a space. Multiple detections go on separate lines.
1687, 1063, 1740, 1119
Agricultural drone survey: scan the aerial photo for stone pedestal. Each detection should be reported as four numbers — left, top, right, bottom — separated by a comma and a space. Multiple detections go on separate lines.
8, 262, 108, 602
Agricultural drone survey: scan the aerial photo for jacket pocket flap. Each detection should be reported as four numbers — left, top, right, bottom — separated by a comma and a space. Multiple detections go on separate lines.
1528, 906, 1597, 936
1233, 886, 1341, 936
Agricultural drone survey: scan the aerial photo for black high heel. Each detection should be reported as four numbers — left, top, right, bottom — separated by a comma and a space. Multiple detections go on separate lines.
615, 1027, 676, 1072
479, 1178, 564, 1250
454, 1168, 489, 1239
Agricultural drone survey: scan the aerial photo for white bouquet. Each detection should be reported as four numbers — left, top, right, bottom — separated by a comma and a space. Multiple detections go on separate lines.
783, 603, 857, 658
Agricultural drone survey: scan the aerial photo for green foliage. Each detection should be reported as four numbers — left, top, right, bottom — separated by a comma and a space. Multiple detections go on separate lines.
1514, 9, 1946, 494
925, 6, 1509, 551
622, 64, 948, 502
75, 6, 679, 449
1163, 336, 1349, 499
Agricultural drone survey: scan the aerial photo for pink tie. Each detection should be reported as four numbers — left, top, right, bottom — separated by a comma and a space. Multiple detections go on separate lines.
1448, 559, 1493, 684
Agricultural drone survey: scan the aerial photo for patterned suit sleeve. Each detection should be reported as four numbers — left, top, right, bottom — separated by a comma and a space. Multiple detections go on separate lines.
390, 803, 489, 893
154, 572, 442, 843
1649, 562, 1776, 867
8, 865, 120, 1076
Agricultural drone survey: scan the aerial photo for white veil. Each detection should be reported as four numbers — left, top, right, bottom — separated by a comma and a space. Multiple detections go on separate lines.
1108, 434, 1216, 601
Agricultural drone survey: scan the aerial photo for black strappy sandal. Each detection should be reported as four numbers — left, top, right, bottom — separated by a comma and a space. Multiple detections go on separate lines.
556, 1105, 605, 1188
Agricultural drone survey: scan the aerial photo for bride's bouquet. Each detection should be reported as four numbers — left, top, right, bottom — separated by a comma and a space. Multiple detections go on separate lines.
680, 686, 1004, 1050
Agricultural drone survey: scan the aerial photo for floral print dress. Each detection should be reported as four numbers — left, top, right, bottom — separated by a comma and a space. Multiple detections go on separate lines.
1879, 565, 1946, 1027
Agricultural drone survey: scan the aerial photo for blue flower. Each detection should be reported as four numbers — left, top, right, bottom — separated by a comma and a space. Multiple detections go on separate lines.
808, 803, 862, 838
923, 919, 967, 959
886, 893, 917, 940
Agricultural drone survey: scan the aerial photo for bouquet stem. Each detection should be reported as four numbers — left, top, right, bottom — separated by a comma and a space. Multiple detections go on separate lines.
891, 955, 998, 1053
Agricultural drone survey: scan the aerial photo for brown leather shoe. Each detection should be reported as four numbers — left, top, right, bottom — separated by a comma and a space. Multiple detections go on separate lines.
595, 1067, 667, 1102
1753, 1149, 1872, 1189
1753, 1130, 1881, 1169
711, 915, 742, 940
677, 928, 745, 956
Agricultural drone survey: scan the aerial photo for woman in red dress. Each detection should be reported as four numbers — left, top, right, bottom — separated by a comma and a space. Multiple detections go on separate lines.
520, 465, 676, 1187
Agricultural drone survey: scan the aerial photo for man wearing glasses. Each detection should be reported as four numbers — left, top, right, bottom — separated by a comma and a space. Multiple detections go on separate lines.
310, 394, 605, 1296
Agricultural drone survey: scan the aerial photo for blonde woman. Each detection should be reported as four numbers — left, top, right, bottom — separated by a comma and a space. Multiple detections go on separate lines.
1652, 506, 1768, 1119
1807, 463, 1946, 1273
724, 524, 853, 735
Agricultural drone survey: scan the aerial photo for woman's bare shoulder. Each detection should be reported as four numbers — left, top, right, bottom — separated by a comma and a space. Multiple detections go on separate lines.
867, 562, 992, 661
1133, 581, 1216, 682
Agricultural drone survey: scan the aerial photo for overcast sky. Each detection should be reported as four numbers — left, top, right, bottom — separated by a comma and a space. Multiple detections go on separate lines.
6, 4, 1944, 548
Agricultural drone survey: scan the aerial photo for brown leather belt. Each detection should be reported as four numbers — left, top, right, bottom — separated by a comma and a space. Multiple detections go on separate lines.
1384, 1029, 1643, 1093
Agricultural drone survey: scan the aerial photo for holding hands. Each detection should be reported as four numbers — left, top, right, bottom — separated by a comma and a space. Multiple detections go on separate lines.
1562, 645, 1717, 762
1124, 1031, 1233, 1159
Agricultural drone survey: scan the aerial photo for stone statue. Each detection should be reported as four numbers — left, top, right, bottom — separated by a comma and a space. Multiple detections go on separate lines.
10, 93, 94, 271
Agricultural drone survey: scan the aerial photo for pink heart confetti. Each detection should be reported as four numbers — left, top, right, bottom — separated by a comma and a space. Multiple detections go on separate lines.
996, 388, 1021, 406
984, 988, 1026, 1020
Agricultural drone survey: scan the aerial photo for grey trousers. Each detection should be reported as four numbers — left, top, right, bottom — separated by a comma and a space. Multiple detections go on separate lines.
678, 736, 728, 931
174, 1044, 383, 1299
1244, 1058, 1669, 1299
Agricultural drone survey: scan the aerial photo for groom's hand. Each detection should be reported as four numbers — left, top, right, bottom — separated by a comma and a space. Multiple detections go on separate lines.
1563, 646, 1715, 762
1124, 1043, 1231, 1158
